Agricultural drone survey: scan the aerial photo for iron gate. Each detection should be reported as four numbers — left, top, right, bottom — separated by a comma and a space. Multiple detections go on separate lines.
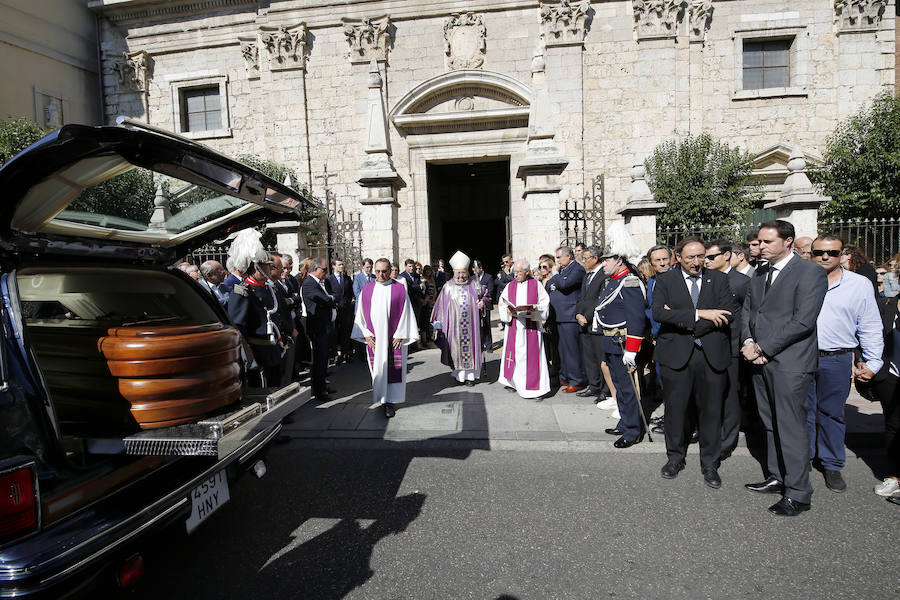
560, 174, 605, 249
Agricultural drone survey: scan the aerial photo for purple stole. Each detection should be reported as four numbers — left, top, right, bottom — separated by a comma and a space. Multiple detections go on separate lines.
503, 278, 540, 390
360, 281, 406, 384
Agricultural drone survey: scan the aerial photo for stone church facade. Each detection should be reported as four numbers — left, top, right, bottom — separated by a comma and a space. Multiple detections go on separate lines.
91, 0, 896, 267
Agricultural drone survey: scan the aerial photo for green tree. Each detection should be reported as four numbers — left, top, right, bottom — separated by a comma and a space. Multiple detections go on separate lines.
0, 116, 49, 166
811, 91, 900, 220
645, 133, 762, 232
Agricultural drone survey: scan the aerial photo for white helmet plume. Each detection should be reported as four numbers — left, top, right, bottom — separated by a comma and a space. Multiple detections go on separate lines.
227, 228, 270, 273
602, 221, 642, 264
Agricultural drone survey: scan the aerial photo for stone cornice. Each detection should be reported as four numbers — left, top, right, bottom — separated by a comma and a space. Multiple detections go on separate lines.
88, 0, 255, 23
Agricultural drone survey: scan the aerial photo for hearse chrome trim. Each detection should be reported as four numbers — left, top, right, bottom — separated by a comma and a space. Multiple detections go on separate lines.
0, 421, 283, 590
115, 384, 308, 459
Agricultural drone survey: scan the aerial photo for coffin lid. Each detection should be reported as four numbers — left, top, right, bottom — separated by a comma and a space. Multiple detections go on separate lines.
0, 118, 313, 264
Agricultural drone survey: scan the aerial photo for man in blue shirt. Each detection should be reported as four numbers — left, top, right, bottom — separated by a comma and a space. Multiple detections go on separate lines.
353, 258, 375, 300
548, 245, 586, 392
807, 234, 883, 492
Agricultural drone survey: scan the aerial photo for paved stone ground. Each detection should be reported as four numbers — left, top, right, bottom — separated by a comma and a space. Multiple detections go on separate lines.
285, 325, 886, 453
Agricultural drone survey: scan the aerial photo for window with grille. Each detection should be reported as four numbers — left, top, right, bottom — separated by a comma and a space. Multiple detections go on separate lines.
180, 86, 222, 132
742, 39, 791, 90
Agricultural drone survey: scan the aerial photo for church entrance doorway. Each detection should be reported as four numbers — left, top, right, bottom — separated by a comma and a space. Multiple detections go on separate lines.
426, 159, 510, 275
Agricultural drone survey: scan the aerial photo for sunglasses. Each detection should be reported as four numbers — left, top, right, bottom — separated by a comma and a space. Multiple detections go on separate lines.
812, 249, 842, 258
539, 265, 551, 270
373, 269, 389, 273
705, 252, 724, 260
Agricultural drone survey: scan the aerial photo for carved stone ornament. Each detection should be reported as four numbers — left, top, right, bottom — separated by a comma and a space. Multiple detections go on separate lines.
539, 0, 591, 47
443, 12, 486, 70
834, 0, 887, 32
260, 23, 308, 71
238, 35, 259, 77
688, 0, 713, 40
342, 16, 391, 64
633, 0, 685, 40
113, 50, 150, 92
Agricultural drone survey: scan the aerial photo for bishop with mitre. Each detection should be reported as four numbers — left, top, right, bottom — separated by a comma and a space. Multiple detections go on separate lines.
351, 257, 419, 418
497, 259, 551, 398
431, 250, 491, 386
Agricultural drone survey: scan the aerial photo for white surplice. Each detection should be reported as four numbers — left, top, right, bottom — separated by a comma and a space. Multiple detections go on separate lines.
351, 280, 419, 405
496, 278, 551, 398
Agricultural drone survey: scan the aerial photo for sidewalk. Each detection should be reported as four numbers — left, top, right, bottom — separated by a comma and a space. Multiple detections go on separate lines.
283, 334, 886, 452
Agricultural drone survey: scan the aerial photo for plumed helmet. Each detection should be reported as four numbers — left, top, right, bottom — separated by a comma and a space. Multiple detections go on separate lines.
227, 228, 271, 273
599, 220, 642, 264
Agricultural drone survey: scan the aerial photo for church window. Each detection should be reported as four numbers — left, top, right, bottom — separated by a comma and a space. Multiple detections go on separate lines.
742, 39, 791, 90
170, 74, 232, 140
180, 86, 221, 132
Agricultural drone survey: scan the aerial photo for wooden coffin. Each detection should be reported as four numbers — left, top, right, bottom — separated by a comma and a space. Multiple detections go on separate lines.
98, 323, 243, 429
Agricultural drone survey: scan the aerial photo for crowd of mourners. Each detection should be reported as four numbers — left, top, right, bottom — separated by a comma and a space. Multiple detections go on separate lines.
177, 222, 899, 515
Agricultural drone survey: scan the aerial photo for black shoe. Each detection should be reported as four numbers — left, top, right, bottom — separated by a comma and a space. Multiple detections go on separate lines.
326, 387, 337, 394
689, 430, 700, 444
575, 388, 597, 397
661, 462, 685, 479
823, 469, 847, 492
745, 477, 784, 494
651, 423, 665, 434
605, 428, 624, 436
613, 436, 639, 449
383, 403, 396, 418
768, 497, 810, 516
505, 386, 517, 393
703, 468, 722, 489
465, 380, 475, 387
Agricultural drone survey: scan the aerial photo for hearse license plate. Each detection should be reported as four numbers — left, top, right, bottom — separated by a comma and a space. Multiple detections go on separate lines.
185, 469, 230, 534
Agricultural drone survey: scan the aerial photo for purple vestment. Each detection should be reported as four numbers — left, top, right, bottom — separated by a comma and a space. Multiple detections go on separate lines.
430, 279, 488, 372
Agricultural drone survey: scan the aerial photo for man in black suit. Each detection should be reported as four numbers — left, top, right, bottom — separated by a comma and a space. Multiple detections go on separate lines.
472, 259, 495, 352
704, 239, 751, 461
548, 245, 587, 392
652, 237, 740, 488
302, 258, 337, 402
325, 258, 356, 364
741, 220, 827, 516
574, 245, 608, 399
400, 258, 423, 322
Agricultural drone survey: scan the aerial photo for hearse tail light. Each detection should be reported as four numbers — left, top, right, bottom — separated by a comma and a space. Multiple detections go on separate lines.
0, 460, 39, 544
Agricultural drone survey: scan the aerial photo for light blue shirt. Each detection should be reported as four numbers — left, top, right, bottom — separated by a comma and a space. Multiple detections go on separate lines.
816, 268, 883, 374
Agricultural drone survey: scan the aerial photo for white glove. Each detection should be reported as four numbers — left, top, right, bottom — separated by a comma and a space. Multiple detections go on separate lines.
432, 321, 442, 331
622, 351, 637, 368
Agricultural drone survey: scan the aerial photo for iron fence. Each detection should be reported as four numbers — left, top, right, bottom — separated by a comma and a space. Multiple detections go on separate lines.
656, 223, 763, 249
819, 217, 900, 266
560, 175, 605, 248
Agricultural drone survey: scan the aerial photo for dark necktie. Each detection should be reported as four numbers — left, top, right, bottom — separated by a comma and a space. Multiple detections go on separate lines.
689, 275, 700, 308
765, 267, 777, 294
586, 271, 595, 287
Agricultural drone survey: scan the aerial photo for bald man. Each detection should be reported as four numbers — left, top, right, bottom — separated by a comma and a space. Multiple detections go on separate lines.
793, 236, 813, 261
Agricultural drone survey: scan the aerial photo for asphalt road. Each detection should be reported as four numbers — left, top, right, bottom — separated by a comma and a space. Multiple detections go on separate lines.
122, 444, 898, 600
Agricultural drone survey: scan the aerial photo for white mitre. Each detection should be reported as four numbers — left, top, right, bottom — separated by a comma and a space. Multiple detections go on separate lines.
449, 250, 470, 270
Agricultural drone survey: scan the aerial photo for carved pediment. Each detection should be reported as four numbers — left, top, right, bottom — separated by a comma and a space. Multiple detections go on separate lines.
391, 71, 532, 135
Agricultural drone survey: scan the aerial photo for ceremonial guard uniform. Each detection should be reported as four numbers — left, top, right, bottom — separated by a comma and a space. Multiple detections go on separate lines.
595, 270, 647, 444
228, 276, 285, 386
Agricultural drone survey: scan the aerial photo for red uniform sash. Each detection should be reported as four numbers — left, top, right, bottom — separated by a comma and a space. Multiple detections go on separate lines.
503, 278, 540, 390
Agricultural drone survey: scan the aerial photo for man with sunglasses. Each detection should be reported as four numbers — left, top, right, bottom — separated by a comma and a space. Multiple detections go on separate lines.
806, 235, 883, 492
302, 258, 337, 402
704, 240, 751, 462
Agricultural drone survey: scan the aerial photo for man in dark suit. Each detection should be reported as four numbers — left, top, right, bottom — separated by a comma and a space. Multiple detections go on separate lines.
325, 258, 356, 364
741, 220, 827, 516
548, 245, 587, 392
704, 239, 751, 461
575, 245, 608, 398
652, 237, 739, 488
472, 259, 495, 353
303, 258, 337, 402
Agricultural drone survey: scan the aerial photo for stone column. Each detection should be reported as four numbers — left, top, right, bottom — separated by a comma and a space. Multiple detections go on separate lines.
516, 42, 568, 262
356, 60, 405, 264
619, 164, 665, 253
266, 220, 312, 275
763, 146, 827, 238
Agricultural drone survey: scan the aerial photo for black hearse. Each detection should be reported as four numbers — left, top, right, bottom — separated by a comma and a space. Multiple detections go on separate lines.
0, 119, 310, 597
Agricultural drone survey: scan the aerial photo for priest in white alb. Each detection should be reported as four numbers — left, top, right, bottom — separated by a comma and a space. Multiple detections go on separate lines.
351, 257, 419, 418
497, 259, 551, 398
430, 250, 491, 386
